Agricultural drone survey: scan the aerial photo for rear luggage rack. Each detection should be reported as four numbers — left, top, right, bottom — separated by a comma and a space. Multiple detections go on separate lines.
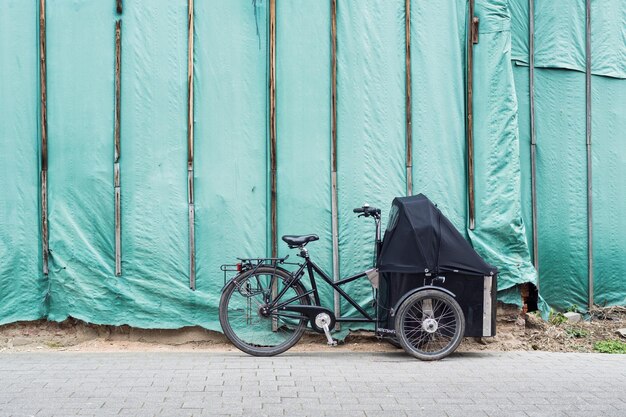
220, 255, 290, 287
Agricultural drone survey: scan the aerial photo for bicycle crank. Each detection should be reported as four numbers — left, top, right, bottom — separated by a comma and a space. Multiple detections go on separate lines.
315, 313, 337, 346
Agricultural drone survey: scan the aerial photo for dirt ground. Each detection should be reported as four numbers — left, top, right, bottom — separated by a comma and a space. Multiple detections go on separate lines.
1, 306, 625, 354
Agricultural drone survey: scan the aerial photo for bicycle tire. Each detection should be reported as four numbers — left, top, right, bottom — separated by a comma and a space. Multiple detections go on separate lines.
395, 289, 465, 361
219, 267, 309, 357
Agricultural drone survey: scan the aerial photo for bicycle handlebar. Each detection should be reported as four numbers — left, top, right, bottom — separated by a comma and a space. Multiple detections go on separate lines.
353, 205, 381, 217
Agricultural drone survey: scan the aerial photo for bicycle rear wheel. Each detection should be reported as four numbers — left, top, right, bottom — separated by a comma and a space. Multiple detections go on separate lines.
219, 267, 309, 356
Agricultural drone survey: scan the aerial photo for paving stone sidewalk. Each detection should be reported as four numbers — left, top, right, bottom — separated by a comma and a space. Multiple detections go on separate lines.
1, 350, 625, 417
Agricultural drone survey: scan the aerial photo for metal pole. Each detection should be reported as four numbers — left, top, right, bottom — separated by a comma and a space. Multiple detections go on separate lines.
466, 1, 478, 230
405, 0, 413, 196
187, 0, 196, 290
39, 0, 49, 276
585, 0, 593, 310
529, 0, 539, 283
114, 20, 122, 276
330, 0, 341, 330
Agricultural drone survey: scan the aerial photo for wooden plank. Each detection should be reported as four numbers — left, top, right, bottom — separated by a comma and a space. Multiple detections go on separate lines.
330, 0, 341, 330
405, 0, 412, 196
331, 0, 337, 175
40, 0, 49, 275
466, 1, 476, 230
187, 0, 196, 290
269, 0, 278, 331
114, 20, 122, 276
114, 20, 121, 164
585, 0, 593, 309
269, 0, 277, 259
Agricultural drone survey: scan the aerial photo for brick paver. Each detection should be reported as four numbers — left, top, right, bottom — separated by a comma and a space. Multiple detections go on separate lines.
0, 350, 625, 416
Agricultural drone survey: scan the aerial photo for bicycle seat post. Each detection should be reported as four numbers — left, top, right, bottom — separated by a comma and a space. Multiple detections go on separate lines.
299, 246, 309, 259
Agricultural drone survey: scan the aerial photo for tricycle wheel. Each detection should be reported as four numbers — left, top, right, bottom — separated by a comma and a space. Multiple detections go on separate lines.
395, 289, 465, 361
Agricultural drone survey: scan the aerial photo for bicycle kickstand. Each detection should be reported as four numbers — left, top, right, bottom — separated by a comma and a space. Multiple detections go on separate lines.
322, 323, 338, 347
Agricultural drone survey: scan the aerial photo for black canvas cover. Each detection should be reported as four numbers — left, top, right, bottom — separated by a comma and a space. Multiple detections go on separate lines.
377, 194, 497, 276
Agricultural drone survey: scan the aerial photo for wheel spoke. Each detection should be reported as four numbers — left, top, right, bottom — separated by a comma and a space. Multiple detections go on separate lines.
222, 271, 308, 354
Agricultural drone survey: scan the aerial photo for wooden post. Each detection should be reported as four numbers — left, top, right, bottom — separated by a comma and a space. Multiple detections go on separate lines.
466, 2, 478, 230
114, 20, 122, 276
39, 0, 49, 276
330, 0, 341, 329
268, 0, 278, 332
269, 0, 277, 259
187, 0, 196, 290
529, 0, 539, 281
405, 0, 412, 196
585, 0, 593, 310
116, 0, 122, 14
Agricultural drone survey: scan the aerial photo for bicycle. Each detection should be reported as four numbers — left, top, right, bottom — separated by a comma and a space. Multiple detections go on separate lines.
218, 200, 476, 360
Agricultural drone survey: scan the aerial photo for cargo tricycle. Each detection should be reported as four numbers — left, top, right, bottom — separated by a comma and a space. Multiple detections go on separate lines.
219, 194, 497, 360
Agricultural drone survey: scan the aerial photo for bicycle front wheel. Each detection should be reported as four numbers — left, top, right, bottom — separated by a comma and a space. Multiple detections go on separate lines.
395, 289, 465, 361
219, 267, 309, 356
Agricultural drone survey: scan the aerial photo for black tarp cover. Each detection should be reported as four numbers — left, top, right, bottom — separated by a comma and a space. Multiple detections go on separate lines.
377, 194, 497, 276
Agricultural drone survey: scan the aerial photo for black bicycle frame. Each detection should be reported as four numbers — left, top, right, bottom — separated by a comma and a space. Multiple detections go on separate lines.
236, 210, 382, 325
268, 254, 374, 323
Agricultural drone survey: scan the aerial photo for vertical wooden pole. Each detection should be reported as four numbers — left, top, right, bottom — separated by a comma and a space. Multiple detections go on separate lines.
466, 1, 478, 230
585, 0, 593, 310
39, 0, 49, 276
330, 0, 341, 329
529, 0, 539, 282
268, 0, 278, 332
116, 0, 122, 14
187, 0, 196, 290
269, 0, 277, 259
114, 20, 122, 276
405, 0, 412, 196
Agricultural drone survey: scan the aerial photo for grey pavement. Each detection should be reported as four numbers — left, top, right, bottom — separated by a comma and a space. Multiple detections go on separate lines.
1, 350, 625, 417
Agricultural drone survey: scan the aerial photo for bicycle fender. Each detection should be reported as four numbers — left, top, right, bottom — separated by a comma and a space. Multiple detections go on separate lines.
390, 286, 456, 317
221, 275, 240, 293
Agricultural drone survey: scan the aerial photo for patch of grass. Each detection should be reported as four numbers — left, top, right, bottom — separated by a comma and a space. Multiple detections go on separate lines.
549, 310, 567, 325
565, 327, 589, 338
593, 339, 626, 354
45, 341, 63, 349
566, 304, 581, 313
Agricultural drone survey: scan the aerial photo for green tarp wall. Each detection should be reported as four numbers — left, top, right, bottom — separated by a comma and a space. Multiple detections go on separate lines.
510, 0, 626, 310
1, 0, 624, 329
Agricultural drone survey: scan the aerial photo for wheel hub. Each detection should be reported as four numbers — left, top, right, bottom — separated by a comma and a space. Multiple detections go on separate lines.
258, 305, 270, 318
422, 317, 438, 333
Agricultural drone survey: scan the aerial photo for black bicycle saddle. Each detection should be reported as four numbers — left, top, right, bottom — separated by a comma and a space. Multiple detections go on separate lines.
281, 234, 319, 248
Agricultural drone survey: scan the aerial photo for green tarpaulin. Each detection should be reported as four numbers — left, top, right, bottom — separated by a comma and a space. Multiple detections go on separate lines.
1, 0, 625, 329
